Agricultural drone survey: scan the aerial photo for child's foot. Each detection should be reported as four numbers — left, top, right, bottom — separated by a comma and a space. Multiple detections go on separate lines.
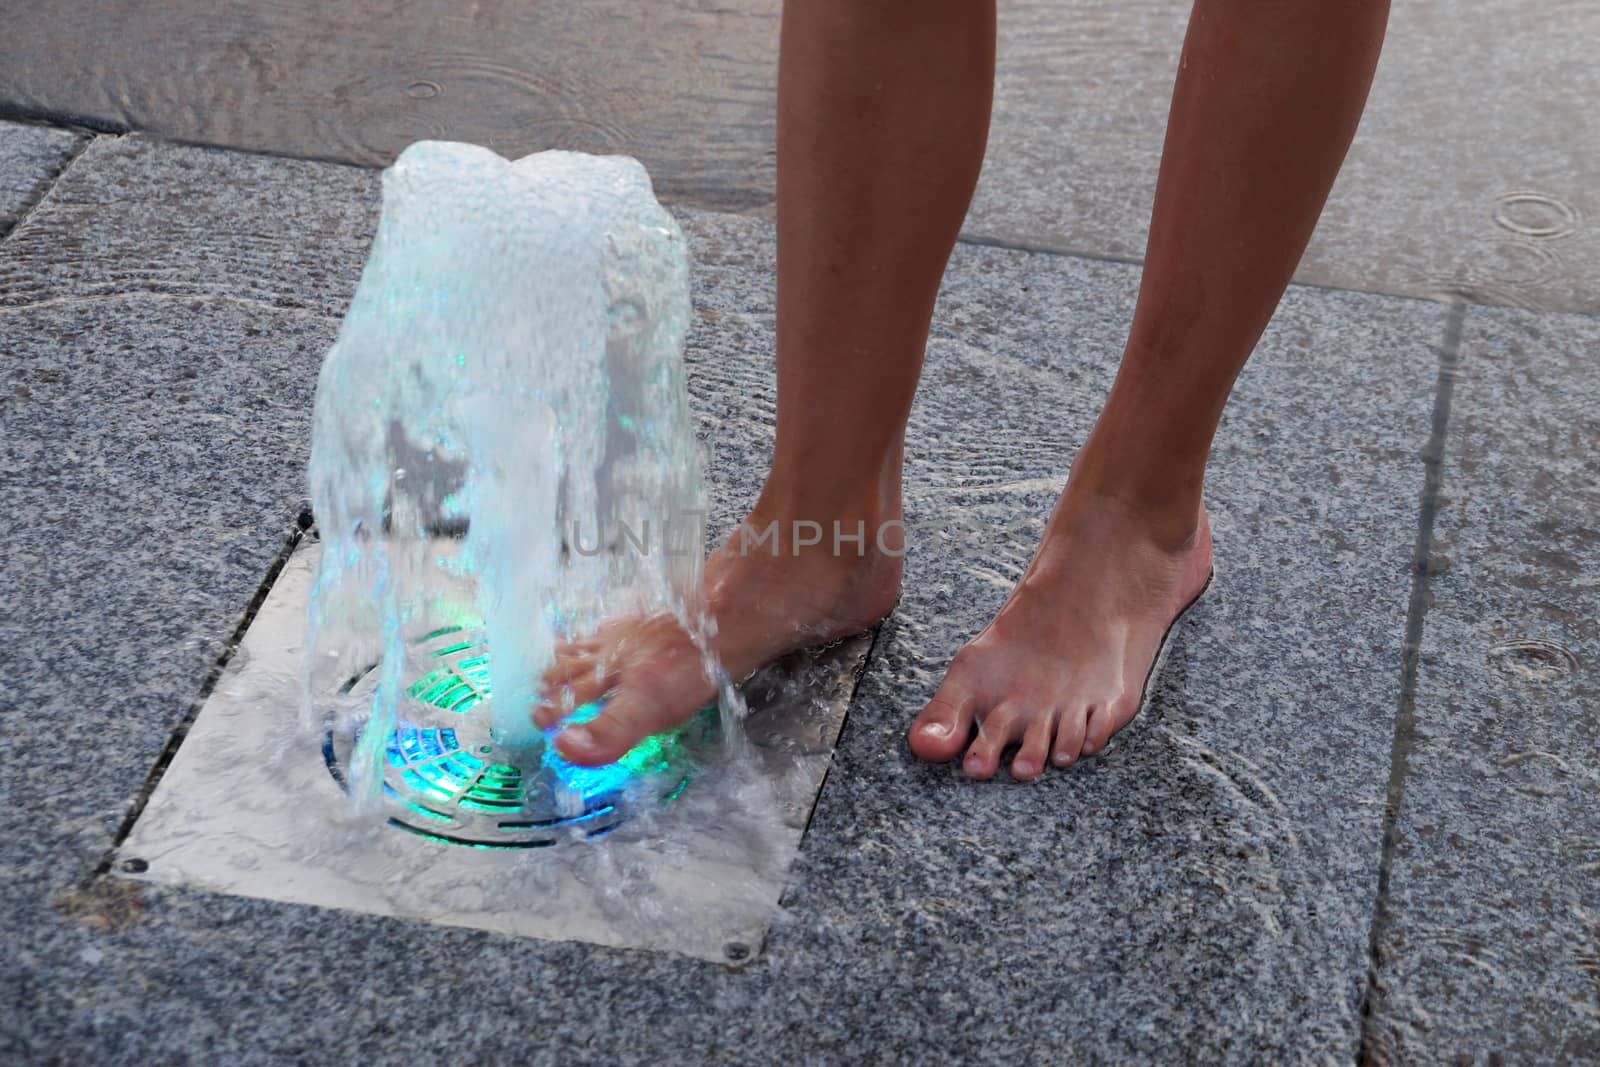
535, 506, 902, 765
907, 485, 1213, 780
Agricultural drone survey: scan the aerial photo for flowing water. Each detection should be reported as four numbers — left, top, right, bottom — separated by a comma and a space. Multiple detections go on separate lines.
104, 139, 858, 953
302, 140, 738, 846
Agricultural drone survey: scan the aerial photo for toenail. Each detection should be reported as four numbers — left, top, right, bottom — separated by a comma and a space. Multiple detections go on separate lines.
1013, 760, 1036, 778
1053, 751, 1073, 765
920, 721, 951, 737
560, 726, 592, 748
963, 754, 983, 772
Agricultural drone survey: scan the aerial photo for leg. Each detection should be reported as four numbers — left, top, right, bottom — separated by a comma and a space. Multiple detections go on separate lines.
910, 0, 1390, 778
537, 0, 997, 763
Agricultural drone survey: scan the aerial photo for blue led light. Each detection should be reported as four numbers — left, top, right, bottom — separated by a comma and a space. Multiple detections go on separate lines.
326, 625, 712, 848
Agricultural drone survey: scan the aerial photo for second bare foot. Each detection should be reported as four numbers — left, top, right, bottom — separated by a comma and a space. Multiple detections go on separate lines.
908, 487, 1214, 780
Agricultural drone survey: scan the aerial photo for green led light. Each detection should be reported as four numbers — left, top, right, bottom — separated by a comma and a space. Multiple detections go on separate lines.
358, 624, 713, 848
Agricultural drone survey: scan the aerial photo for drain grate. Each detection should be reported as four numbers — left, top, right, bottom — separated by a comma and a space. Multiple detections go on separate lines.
322, 624, 714, 849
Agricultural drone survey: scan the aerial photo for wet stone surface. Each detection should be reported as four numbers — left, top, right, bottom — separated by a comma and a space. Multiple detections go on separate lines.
0, 134, 1474, 1062
3, 1, 1596, 311
0, 118, 86, 234
0, 0, 782, 212
1367, 305, 1600, 1064
777, 236, 1444, 1060
962, 0, 1600, 314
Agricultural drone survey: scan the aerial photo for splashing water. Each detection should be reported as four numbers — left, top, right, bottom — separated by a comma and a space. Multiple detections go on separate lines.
302, 140, 722, 838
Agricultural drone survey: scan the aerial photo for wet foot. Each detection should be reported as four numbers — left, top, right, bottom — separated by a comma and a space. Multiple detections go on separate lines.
535, 507, 902, 765
907, 486, 1213, 780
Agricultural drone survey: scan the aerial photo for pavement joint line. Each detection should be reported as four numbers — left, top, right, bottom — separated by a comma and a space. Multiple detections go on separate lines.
82, 508, 314, 889
0, 102, 127, 136
0, 128, 98, 244
1354, 298, 1466, 1063
949, 229, 1600, 322
784, 612, 888, 857
3, 118, 1596, 323
0, 290, 342, 322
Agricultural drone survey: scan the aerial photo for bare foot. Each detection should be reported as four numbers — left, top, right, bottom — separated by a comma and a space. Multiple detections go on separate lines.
907, 486, 1213, 780
535, 507, 902, 765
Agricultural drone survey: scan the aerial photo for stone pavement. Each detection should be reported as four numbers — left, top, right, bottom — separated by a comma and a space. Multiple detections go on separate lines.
3, 0, 1596, 313
0, 4, 1596, 1061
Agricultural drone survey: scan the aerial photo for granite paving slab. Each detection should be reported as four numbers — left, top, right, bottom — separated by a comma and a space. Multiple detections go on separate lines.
0, 135, 379, 317
2, 133, 1452, 1061
0, 118, 86, 235
785, 242, 1445, 1061
1365, 305, 1600, 1063
962, 0, 1600, 315
0, 0, 781, 212
3, 1, 1595, 311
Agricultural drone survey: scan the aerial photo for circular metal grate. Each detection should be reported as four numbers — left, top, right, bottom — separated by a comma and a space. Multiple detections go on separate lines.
323, 624, 713, 848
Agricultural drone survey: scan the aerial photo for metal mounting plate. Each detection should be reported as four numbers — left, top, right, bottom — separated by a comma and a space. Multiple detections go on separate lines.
116, 538, 868, 965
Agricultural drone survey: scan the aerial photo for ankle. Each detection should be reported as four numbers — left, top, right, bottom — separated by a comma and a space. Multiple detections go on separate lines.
754, 449, 904, 539
1056, 468, 1207, 555
1063, 426, 1208, 549
726, 504, 904, 566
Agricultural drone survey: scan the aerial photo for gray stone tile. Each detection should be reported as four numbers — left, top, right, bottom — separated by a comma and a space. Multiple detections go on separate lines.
0, 118, 86, 234
784, 239, 1445, 1061
965, 0, 1600, 315
1368, 306, 1600, 1063
0, 0, 781, 211
0, 300, 326, 882
0, 139, 362, 911
0, 135, 379, 317
3, 1, 1594, 311
2, 133, 1449, 1062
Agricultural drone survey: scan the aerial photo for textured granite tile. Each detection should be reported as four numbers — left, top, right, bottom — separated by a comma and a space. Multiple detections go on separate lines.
0, 0, 781, 211
963, 0, 1600, 315
0, 135, 379, 317
1366, 306, 1600, 1063
0, 118, 86, 234
3, 0, 1594, 311
774, 238, 1445, 1062
0, 298, 331, 1067
2, 130, 1447, 1062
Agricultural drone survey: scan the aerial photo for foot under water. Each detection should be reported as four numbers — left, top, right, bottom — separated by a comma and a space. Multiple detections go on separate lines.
302, 140, 735, 846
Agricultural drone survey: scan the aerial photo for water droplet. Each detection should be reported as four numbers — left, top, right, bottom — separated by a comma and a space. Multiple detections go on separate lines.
1493, 191, 1578, 240
405, 80, 443, 101
1488, 638, 1578, 681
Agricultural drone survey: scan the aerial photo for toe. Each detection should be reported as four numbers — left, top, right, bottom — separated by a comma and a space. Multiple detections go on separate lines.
1053, 705, 1087, 766
1080, 705, 1107, 755
534, 658, 610, 727
909, 682, 976, 763
542, 651, 595, 686
552, 692, 651, 766
559, 671, 611, 714
1082, 695, 1138, 755
1081, 700, 1119, 756
962, 705, 1026, 780
1010, 713, 1055, 781
553, 635, 602, 656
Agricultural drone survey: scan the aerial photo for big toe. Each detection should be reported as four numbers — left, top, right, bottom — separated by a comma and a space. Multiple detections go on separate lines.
909, 685, 975, 763
553, 710, 640, 767
551, 685, 689, 766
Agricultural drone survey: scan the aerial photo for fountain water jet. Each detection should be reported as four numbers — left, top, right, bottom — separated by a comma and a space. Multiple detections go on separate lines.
302, 140, 715, 845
